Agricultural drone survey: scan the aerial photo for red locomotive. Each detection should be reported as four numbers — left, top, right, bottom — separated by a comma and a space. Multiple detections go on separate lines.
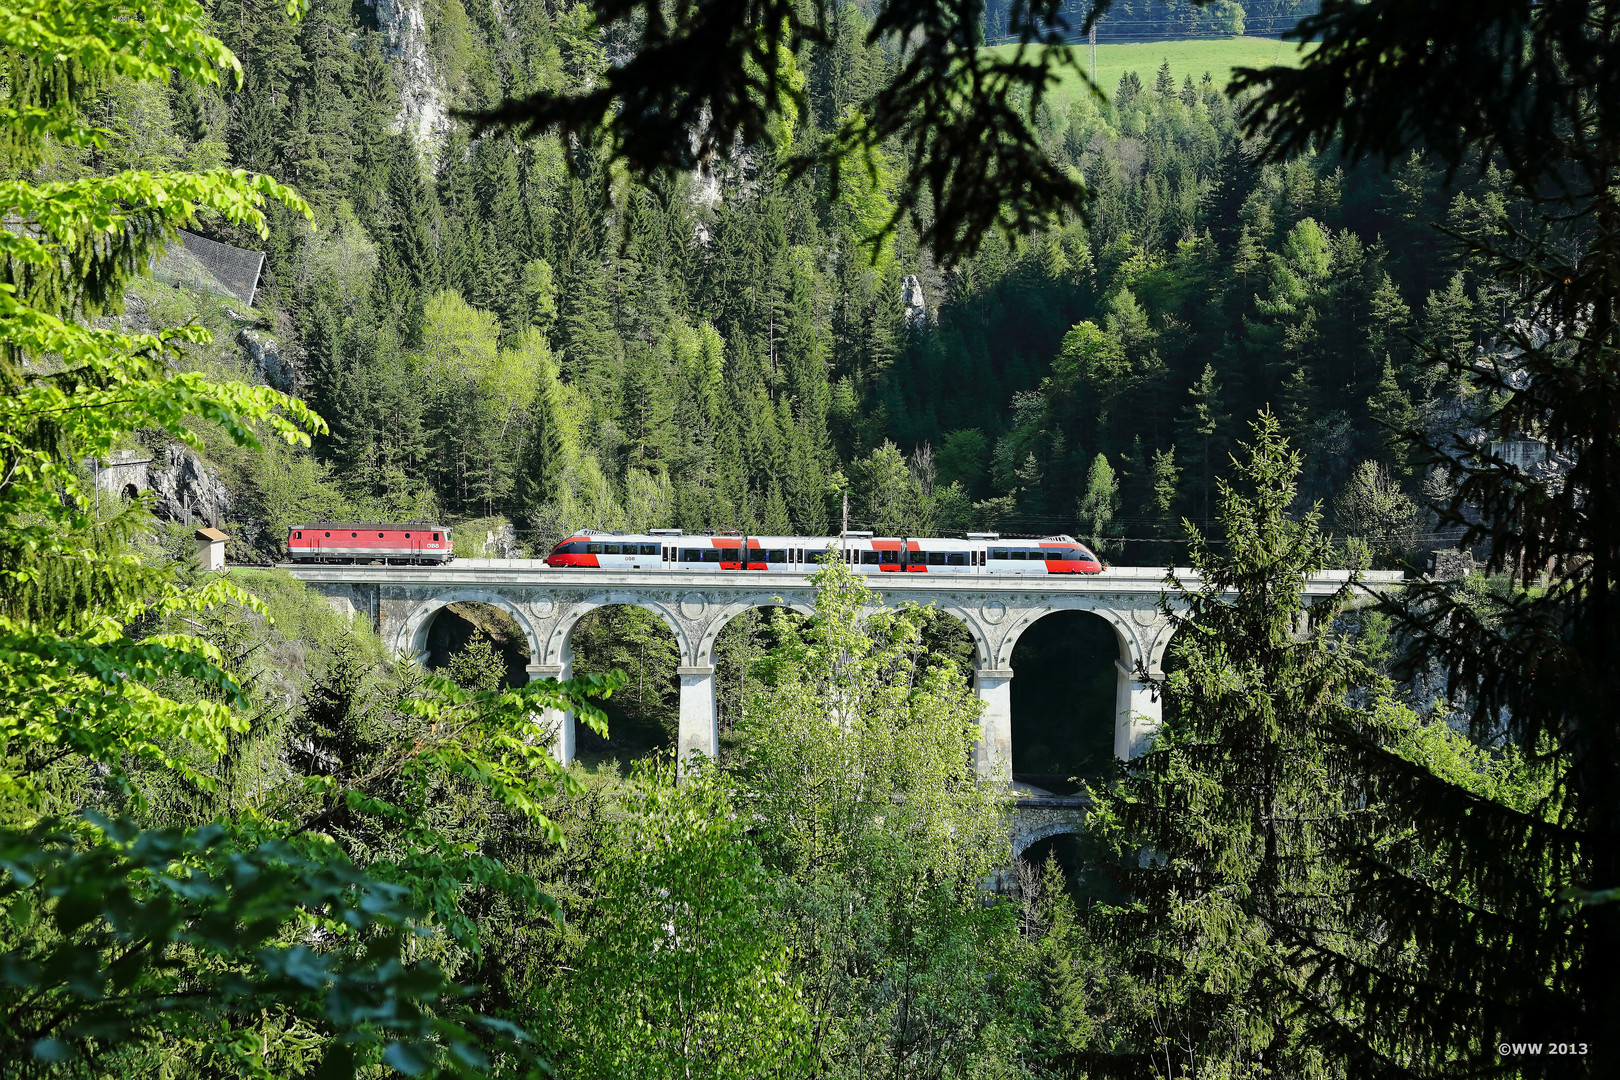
544, 530, 1103, 575
287, 522, 454, 564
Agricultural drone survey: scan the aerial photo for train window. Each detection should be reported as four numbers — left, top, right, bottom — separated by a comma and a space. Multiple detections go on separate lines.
948, 552, 967, 566
588, 543, 604, 555
640, 543, 659, 555
879, 551, 899, 565
603, 543, 621, 554
805, 550, 825, 563
295, 531, 302, 539
989, 548, 1008, 560
432, 533, 440, 541
927, 552, 946, 565
680, 548, 699, 561
704, 550, 721, 562
861, 550, 881, 565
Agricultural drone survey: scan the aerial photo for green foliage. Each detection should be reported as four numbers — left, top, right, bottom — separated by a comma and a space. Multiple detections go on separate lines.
554, 761, 811, 1080
0, 815, 527, 1077
1331, 459, 1422, 567
1076, 452, 1119, 558
146, 0, 1511, 566
0, 2, 621, 1074
730, 557, 1022, 1077
446, 629, 505, 693
569, 606, 679, 752
469, 0, 1090, 266
1232, 0, 1619, 1066
1085, 413, 1362, 1074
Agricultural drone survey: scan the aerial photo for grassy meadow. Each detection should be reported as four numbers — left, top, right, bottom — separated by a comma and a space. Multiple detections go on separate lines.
987, 36, 1313, 112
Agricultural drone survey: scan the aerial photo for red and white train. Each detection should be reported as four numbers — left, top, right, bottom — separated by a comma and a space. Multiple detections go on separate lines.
544, 530, 1104, 575
287, 522, 454, 564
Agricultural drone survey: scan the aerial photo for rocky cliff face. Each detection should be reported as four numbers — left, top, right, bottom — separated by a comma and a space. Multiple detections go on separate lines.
484, 522, 520, 558
238, 327, 293, 390
148, 444, 233, 528
367, 0, 446, 151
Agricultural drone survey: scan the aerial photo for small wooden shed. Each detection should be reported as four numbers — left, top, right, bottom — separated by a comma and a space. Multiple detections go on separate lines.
194, 527, 228, 571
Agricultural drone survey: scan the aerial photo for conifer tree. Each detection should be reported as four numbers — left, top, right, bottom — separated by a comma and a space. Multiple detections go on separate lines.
1418, 271, 1475, 398
1144, 445, 1180, 537
1176, 363, 1230, 526
1085, 413, 1371, 1074
1076, 453, 1120, 560
1032, 862, 1090, 1067
1366, 355, 1419, 474
1232, 0, 1620, 1062
1153, 58, 1175, 99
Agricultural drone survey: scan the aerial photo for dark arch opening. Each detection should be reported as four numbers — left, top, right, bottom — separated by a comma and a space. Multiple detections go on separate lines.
1017, 830, 1130, 908
1010, 611, 1120, 793
122, 483, 140, 501
425, 601, 530, 690
712, 606, 805, 746
568, 605, 680, 766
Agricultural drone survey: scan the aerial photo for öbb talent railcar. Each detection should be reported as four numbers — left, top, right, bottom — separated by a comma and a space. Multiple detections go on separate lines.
287, 523, 454, 564
543, 530, 1103, 575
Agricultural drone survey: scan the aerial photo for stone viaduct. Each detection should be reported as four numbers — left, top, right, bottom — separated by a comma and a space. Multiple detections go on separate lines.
287, 560, 1399, 854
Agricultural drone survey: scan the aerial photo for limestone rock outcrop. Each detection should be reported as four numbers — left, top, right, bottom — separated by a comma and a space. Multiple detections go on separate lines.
238, 327, 292, 390
901, 274, 928, 327
366, 0, 445, 150
148, 444, 233, 528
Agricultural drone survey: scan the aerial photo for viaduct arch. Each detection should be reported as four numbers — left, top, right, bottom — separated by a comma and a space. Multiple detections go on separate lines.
295, 562, 1401, 775
298, 562, 1398, 850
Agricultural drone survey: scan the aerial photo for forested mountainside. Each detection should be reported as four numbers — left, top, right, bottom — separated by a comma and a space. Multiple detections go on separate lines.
118, 0, 1488, 564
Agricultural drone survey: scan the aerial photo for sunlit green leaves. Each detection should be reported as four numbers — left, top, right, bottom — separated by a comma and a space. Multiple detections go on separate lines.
0, 814, 526, 1076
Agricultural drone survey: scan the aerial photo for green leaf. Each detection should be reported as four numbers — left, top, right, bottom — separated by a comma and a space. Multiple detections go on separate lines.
382, 1040, 431, 1075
